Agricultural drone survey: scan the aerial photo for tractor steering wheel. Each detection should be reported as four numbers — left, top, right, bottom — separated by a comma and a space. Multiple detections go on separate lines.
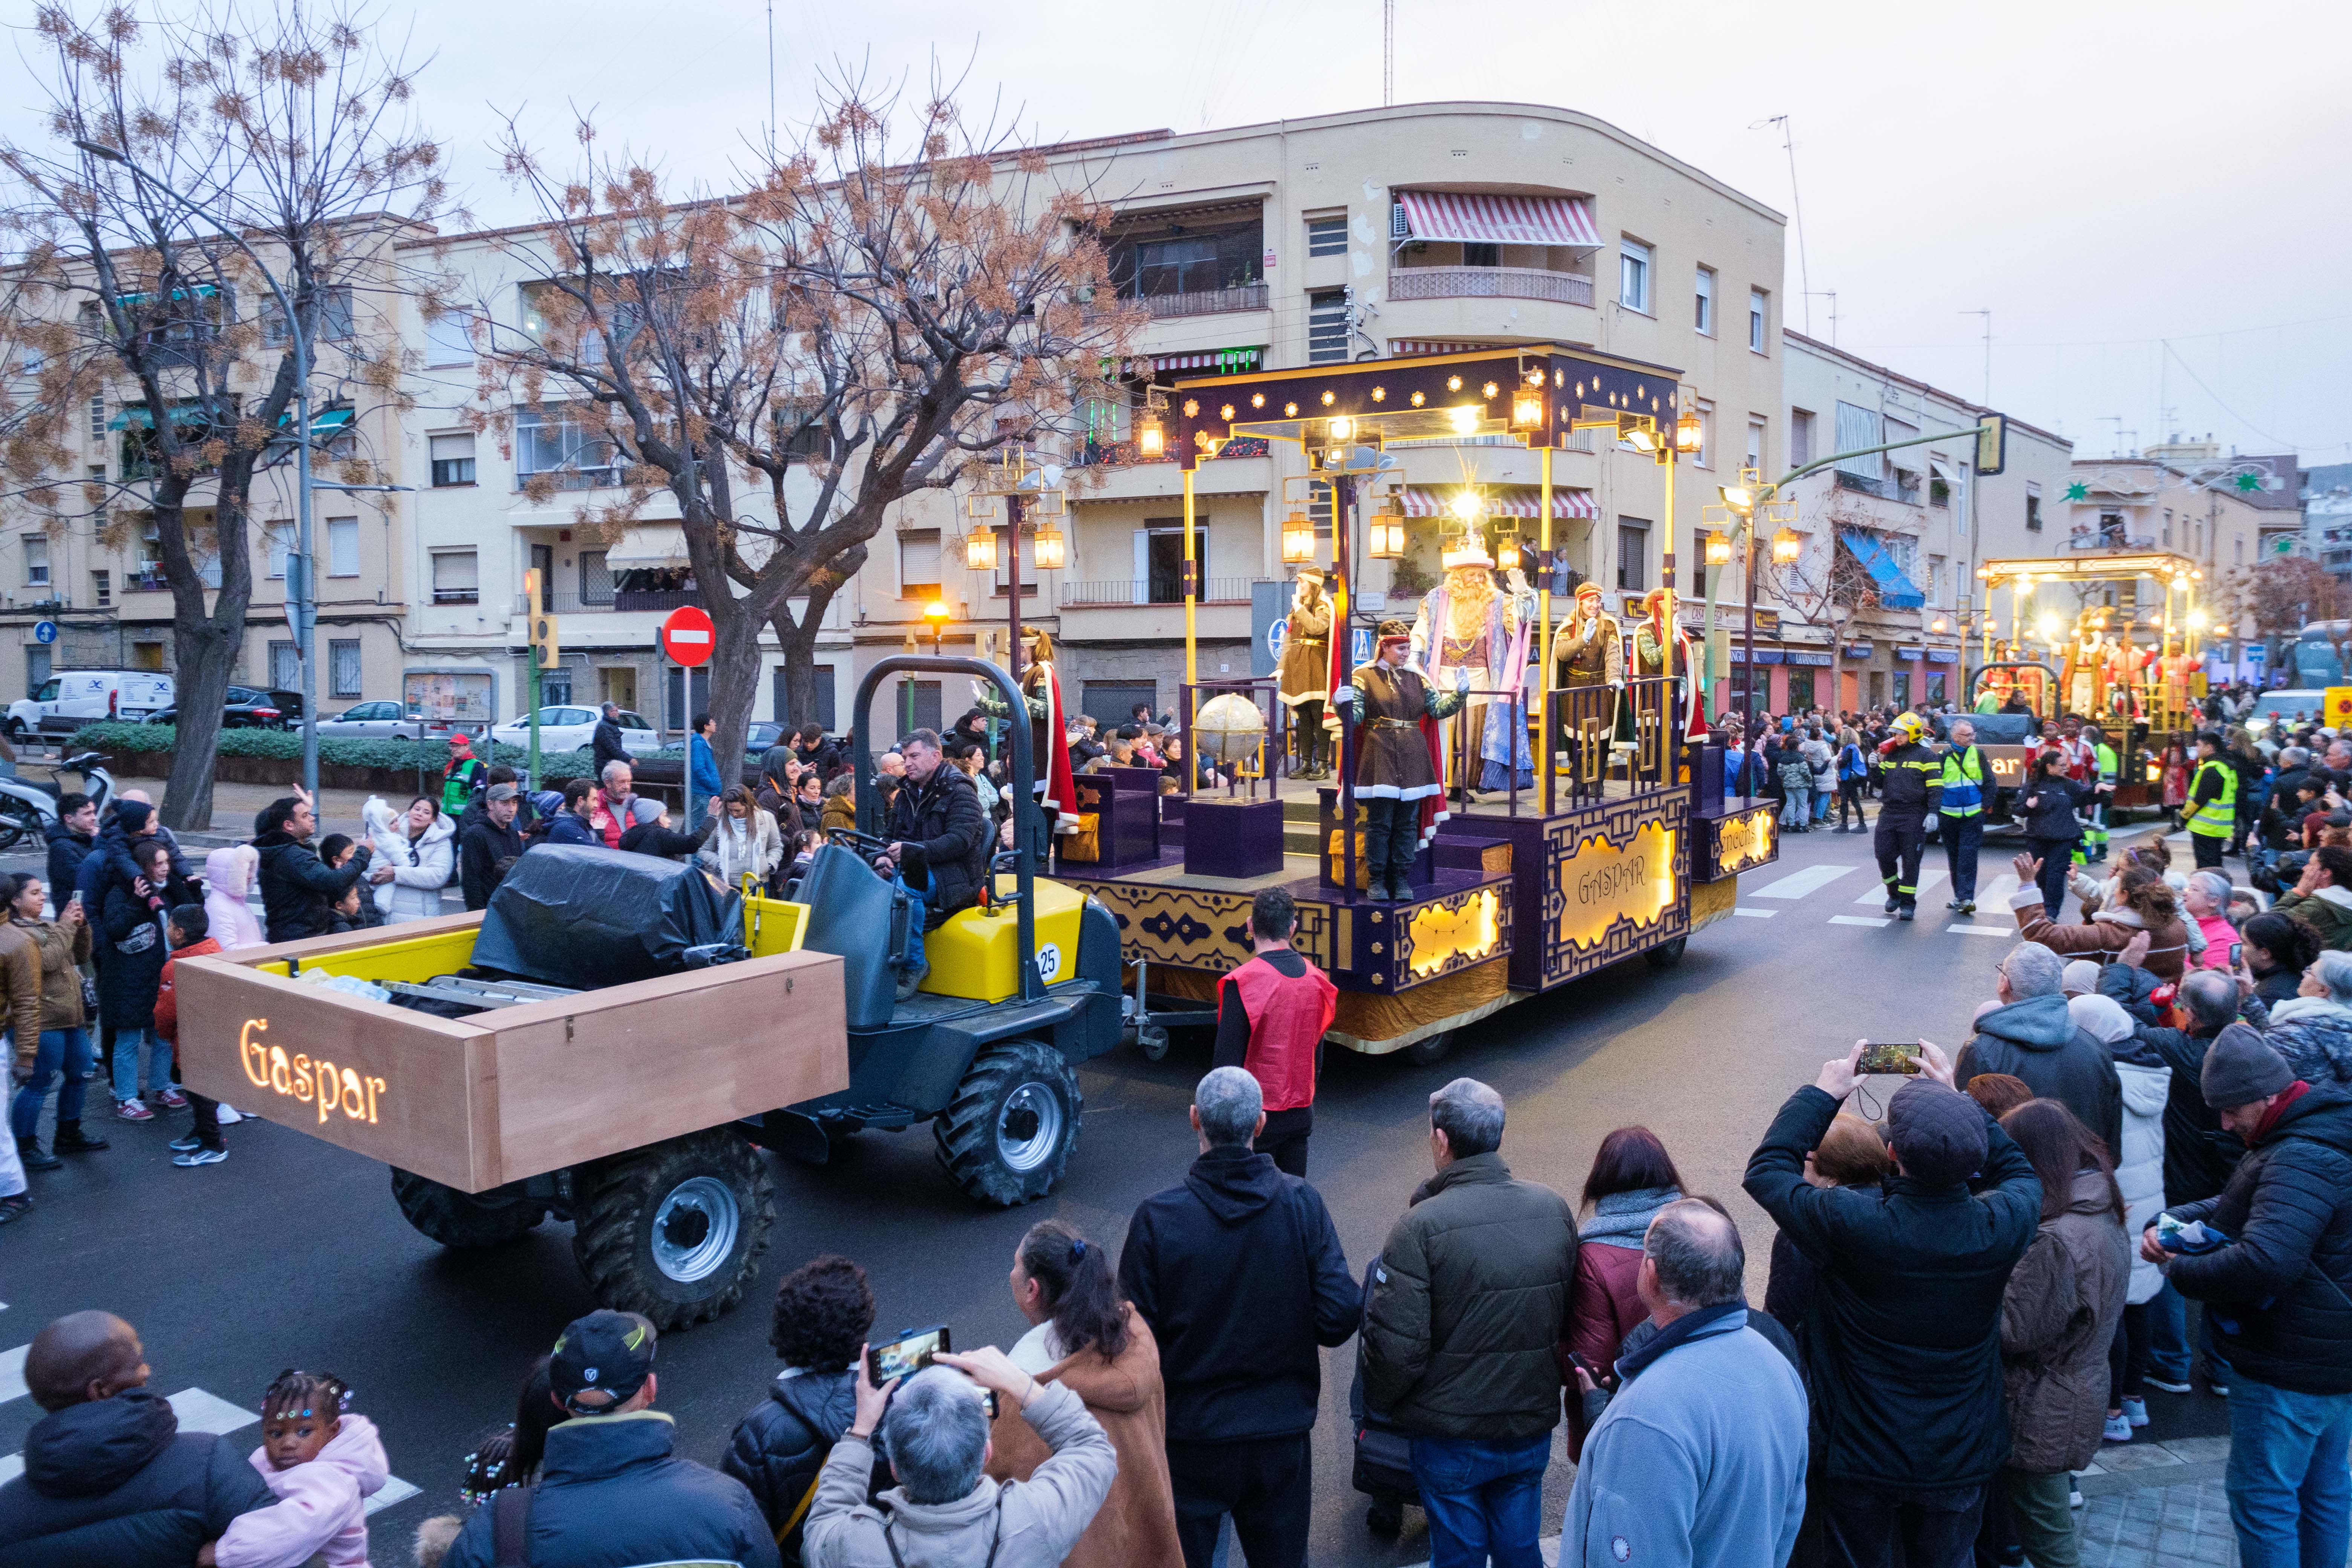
831, 827, 895, 861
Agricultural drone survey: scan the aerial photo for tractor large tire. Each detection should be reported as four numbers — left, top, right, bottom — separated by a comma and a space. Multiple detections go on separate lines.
390, 1168, 545, 1247
570, 1130, 775, 1329
934, 1038, 1082, 1207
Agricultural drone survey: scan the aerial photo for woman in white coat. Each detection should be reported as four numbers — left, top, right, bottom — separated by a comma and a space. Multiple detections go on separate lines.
698, 784, 784, 894
2068, 989, 2170, 1443
364, 795, 456, 922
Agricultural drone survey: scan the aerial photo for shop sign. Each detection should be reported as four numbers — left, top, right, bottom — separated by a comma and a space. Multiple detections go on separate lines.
1843, 642, 1874, 658
1557, 820, 1678, 951
1728, 647, 1784, 664
1753, 609, 1781, 637
1926, 648, 1960, 664
1787, 651, 1833, 667
1896, 646, 1926, 661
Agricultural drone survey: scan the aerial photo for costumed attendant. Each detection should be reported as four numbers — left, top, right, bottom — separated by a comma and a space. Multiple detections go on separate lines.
1333, 621, 1467, 902
983, 629, 1082, 842
1632, 588, 1703, 740
1278, 569, 1333, 779
1553, 579, 1625, 774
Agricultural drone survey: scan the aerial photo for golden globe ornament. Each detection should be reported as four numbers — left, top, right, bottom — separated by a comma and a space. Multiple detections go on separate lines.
1193, 692, 1266, 765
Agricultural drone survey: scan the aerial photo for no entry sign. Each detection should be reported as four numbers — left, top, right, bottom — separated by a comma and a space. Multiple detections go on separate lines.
660, 606, 716, 668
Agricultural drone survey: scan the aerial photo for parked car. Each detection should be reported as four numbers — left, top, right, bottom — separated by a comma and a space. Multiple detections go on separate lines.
487, 706, 665, 759
6, 670, 175, 741
146, 686, 304, 731
316, 700, 436, 740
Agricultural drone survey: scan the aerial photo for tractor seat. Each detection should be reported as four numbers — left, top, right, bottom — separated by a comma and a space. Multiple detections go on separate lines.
792, 842, 901, 1030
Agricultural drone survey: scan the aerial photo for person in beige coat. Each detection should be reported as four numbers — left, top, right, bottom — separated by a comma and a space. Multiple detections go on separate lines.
986, 1220, 1182, 1568
1994, 1099, 2131, 1568
803, 1342, 1113, 1568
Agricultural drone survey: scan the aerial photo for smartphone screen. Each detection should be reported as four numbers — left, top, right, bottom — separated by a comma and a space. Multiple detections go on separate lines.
2231, 943, 2243, 967
867, 1325, 948, 1385
1858, 1042, 1923, 1075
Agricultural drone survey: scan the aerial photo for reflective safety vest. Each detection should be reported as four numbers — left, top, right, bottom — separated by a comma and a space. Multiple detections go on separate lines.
1938, 745, 1988, 816
2189, 758, 2237, 838
2093, 743, 2119, 786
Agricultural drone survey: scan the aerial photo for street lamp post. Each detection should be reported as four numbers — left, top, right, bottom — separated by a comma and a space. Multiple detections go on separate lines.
76, 138, 323, 803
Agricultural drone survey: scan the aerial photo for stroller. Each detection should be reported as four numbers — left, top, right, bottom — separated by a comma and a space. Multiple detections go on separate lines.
1346, 1260, 1418, 1535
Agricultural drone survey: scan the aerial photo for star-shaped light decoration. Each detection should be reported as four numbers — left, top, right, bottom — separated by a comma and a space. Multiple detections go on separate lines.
2235, 471, 2263, 493
2064, 481, 2089, 502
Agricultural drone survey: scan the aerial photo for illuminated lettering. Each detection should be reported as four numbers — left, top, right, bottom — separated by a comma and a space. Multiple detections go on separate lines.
1556, 822, 1679, 950
232, 1018, 391, 1129
240, 1020, 271, 1089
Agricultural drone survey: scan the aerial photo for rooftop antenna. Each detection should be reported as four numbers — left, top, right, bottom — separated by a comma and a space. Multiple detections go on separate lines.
2101, 415, 2125, 457
765, 0, 776, 161
1804, 290, 1838, 346
1383, 1, 1395, 107
1960, 309, 1991, 404
1753, 116, 1811, 336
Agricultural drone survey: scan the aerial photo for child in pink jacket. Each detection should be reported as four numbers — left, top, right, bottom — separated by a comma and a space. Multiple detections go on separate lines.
213, 1369, 387, 1568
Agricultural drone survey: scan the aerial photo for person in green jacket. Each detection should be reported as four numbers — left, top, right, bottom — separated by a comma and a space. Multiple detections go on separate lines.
2276, 844, 2352, 951
441, 732, 484, 815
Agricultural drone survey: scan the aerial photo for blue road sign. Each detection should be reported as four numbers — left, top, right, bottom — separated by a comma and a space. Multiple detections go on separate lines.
32, 620, 57, 645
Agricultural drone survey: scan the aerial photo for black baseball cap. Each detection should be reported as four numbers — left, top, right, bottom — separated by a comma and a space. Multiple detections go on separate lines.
550, 1310, 658, 1415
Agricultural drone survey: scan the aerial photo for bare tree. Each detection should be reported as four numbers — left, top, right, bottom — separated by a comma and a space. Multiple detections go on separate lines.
464, 69, 1145, 766
0, 1, 447, 830
1775, 504, 1885, 711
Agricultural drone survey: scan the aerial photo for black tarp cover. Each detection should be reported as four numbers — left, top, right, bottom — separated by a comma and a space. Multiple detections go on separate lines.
470, 844, 743, 989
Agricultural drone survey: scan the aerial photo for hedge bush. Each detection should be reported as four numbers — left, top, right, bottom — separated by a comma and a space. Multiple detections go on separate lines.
64, 722, 605, 781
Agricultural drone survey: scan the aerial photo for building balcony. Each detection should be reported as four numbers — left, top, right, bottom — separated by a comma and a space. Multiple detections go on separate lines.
1133, 283, 1269, 320
1059, 577, 1254, 608
1389, 265, 1594, 308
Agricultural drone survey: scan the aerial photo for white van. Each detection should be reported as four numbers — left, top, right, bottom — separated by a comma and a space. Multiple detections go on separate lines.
6, 670, 176, 740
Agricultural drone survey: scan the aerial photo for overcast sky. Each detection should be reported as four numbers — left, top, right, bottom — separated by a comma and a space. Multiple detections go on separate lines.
9, 0, 2347, 466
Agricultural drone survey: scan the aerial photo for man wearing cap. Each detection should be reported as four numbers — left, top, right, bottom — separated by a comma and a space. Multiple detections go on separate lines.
2146, 1025, 2352, 1568
1332, 623, 1467, 902
443, 1309, 778, 1568
1744, 1041, 2042, 1568
458, 782, 527, 911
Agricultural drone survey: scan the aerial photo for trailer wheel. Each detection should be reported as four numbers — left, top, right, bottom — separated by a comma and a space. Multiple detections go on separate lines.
1646, 936, 1689, 970
571, 1130, 775, 1329
390, 1168, 545, 1247
934, 1038, 1081, 1206
1124, 1022, 1171, 1061
1401, 1031, 1453, 1068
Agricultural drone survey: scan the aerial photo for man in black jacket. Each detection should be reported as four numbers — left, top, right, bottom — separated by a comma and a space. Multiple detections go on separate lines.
253, 795, 377, 943
459, 784, 527, 910
43, 792, 96, 905
2153, 1027, 2352, 1568
591, 702, 632, 776
0, 1310, 274, 1564
1119, 1066, 1360, 1568
444, 1309, 779, 1568
875, 729, 988, 1001
1744, 1043, 2041, 1568
1956, 940, 2123, 1154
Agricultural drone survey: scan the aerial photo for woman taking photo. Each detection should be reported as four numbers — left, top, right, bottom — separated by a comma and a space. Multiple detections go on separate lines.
986, 1219, 1180, 1568
5, 874, 97, 1181
699, 784, 784, 894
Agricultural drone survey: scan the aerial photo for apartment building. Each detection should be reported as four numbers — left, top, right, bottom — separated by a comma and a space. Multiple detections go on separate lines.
1750, 332, 2072, 714
0, 221, 423, 712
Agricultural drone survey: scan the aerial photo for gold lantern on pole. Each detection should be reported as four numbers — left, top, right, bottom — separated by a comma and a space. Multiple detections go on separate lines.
1368, 490, 1406, 559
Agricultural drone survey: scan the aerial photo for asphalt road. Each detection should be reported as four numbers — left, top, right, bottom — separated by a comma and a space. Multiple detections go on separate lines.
0, 807, 2231, 1565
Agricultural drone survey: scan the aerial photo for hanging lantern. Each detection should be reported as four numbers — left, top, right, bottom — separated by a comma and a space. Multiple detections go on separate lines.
1033, 523, 1066, 572
1135, 412, 1165, 459
965, 527, 999, 572
1674, 397, 1704, 453
1369, 495, 1406, 559
1770, 528, 1803, 565
1280, 507, 1317, 565
1494, 523, 1522, 573
1509, 383, 1544, 432
1704, 533, 1734, 567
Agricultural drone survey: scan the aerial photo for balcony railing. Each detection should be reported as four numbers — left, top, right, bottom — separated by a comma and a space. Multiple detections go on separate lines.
1833, 470, 1919, 504
1389, 266, 1594, 308
1061, 577, 1254, 606
1133, 284, 1270, 320
1070, 434, 1271, 469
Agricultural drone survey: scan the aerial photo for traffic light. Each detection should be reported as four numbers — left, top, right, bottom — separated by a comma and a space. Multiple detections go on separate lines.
522, 569, 560, 669
1975, 414, 2007, 477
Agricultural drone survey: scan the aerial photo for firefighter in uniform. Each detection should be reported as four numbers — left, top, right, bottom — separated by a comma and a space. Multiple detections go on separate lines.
1875, 711, 1944, 921
2081, 723, 2119, 862
1939, 718, 1989, 916
1332, 622, 1467, 902
2187, 730, 2237, 871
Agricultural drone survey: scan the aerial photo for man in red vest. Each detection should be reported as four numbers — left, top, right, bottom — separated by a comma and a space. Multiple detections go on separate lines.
1214, 888, 1338, 1177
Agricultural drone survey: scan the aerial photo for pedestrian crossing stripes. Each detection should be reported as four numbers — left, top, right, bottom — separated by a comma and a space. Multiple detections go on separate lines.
1750, 864, 1856, 900
0, 1344, 421, 1514
1856, 870, 1946, 903
1828, 915, 1891, 928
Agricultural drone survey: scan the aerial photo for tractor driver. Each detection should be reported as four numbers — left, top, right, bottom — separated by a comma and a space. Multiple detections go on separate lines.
871, 729, 991, 1003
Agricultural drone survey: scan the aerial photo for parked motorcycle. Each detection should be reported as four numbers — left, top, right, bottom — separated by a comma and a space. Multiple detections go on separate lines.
0, 751, 118, 851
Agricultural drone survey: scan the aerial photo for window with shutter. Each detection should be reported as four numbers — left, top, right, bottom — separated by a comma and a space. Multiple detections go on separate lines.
1307, 291, 1349, 364
327, 517, 359, 577
899, 528, 942, 598
430, 432, 476, 487
1306, 215, 1347, 256
431, 548, 479, 603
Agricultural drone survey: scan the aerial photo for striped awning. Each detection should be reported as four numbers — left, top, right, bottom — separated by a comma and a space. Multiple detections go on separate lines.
1147, 346, 1261, 375
1396, 191, 1601, 248
1390, 339, 1490, 357
1401, 485, 1597, 520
